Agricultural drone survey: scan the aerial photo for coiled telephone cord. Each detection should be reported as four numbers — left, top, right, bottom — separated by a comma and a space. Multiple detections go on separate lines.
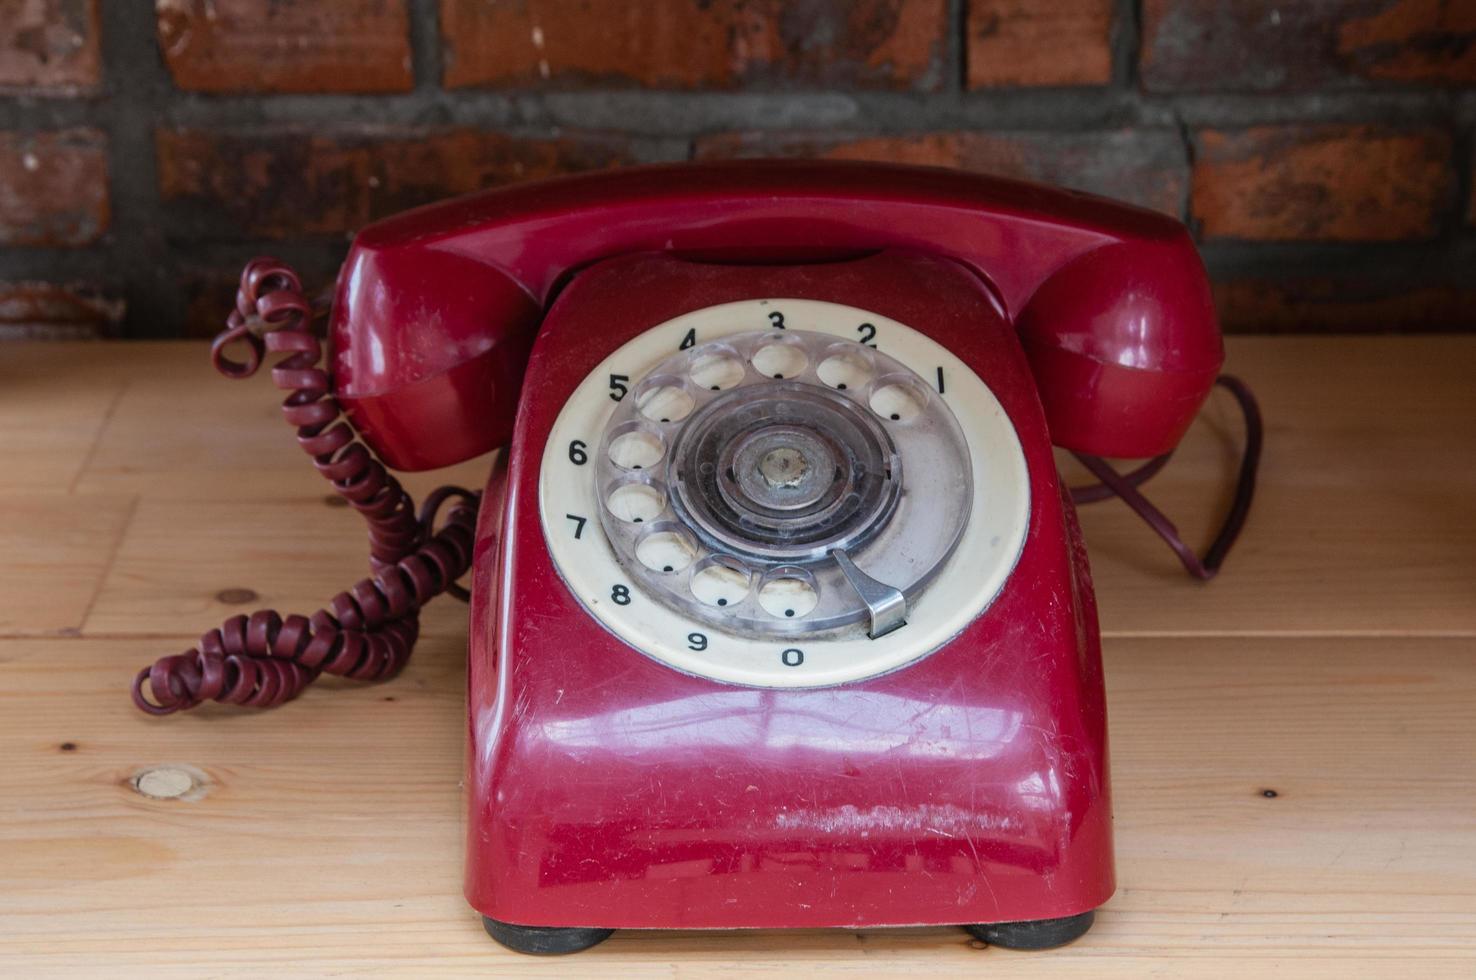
131, 258, 479, 715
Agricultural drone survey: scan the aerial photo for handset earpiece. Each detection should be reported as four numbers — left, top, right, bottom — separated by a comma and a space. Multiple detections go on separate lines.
330, 247, 541, 471
1014, 237, 1223, 459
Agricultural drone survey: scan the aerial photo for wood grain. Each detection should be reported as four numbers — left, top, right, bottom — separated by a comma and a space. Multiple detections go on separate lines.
0, 636, 1471, 976
0, 337, 1473, 976
1072, 335, 1476, 636
0, 493, 135, 635
0, 344, 127, 493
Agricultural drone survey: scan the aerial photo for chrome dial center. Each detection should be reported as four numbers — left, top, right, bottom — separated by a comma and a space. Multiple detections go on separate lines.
669, 380, 900, 564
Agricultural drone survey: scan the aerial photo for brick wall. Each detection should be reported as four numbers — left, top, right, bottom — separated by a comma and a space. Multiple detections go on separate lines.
1, 0, 1473, 339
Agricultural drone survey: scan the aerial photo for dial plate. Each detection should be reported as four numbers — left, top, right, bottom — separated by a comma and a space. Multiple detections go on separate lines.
538, 299, 1030, 688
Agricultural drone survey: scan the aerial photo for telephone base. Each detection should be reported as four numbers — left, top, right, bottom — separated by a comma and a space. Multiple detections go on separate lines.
964, 910, 1096, 950
480, 916, 614, 955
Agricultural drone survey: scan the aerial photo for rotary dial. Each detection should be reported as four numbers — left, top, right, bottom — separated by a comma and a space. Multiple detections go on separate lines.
538, 299, 1030, 688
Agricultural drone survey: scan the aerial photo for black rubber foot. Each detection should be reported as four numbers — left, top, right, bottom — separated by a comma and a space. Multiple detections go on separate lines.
481, 916, 614, 955
965, 910, 1096, 950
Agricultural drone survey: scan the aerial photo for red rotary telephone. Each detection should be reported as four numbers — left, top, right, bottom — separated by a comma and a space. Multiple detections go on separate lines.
134, 162, 1258, 955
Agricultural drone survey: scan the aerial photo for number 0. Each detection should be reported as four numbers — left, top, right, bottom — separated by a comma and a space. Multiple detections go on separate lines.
781, 648, 804, 667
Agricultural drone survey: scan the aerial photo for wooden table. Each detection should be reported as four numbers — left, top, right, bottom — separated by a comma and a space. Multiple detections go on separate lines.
1, 338, 1473, 977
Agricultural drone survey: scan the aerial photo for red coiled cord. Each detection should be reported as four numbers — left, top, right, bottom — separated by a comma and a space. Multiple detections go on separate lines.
131, 258, 480, 715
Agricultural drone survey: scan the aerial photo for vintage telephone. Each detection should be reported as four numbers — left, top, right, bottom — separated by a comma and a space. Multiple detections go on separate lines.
133, 162, 1260, 955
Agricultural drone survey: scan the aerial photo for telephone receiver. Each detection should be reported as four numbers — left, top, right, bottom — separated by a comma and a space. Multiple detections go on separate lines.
140, 161, 1260, 954
323, 160, 1226, 471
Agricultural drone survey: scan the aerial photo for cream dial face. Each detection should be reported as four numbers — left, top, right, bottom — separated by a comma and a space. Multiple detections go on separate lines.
538, 299, 1030, 688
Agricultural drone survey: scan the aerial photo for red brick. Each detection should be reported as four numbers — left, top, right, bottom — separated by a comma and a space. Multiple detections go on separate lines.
1214, 278, 1476, 332
0, 0, 100, 94
0, 281, 122, 339
1141, 0, 1476, 92
1336, 0, 1476, 83
155, 127, 642, 239
156, 0, 413, 94
440, 0, 947, 91
967, 0, 1113, 87
1192, 125, 1453, 241
695, 129, 1188, 216
0, 129, 109, 246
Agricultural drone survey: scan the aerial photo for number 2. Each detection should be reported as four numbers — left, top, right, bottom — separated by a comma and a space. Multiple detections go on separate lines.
768, 311, 786, 330
857, 323, 877, 347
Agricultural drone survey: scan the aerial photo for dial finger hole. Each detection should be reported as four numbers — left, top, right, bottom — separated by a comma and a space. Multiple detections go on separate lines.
757, 567, 819, 619
817, 345, 873, 392
689, 348, 745, 391
690, 555, 751, 608
606, 480, 666, 524
869, 375, 929, 423
636, 524, 698, 574
607, 424, 664, 470
635, 374, 696, 423
751, 340, 808, 380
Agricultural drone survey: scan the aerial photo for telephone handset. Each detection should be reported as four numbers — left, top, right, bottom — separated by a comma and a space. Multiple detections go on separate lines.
134, 162, 1259, 954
